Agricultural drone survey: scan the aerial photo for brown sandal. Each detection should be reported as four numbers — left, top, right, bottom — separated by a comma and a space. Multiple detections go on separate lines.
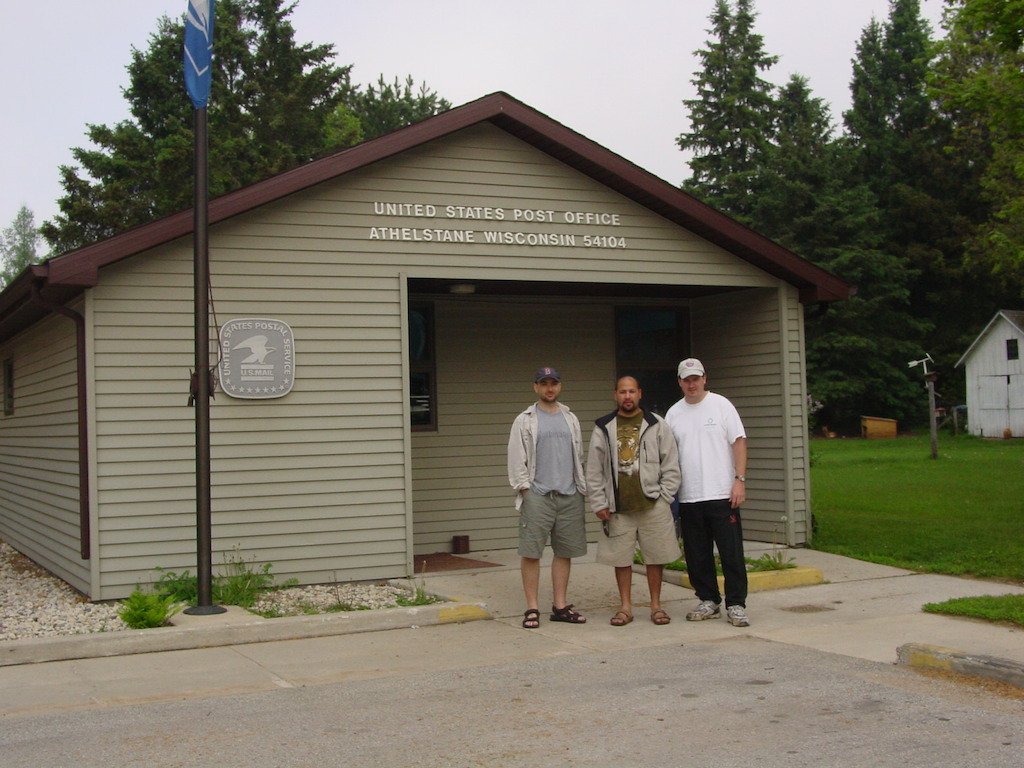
610, 610, 633, 626
550, 604, 586, 624
650, 609, 671, 625
522, 609, 540, 629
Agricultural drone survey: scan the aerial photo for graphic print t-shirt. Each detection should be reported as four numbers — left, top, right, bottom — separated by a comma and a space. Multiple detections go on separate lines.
616, 412, 655, 513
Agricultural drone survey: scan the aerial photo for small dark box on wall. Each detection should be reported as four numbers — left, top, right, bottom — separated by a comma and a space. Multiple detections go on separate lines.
452, 535, 470, 554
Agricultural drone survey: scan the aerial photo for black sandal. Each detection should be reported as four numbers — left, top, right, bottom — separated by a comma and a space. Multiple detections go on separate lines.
550, 604, 586, 624
522, 608, 540, 629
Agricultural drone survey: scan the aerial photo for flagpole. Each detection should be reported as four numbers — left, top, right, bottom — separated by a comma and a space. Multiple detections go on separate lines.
186, 105, 223, 615
183, 0, 223, 616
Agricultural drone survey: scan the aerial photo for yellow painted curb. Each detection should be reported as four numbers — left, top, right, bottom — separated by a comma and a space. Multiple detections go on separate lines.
437, 604, 492, 623
643, 565, 825, 592
897, 643, 956, 671
897, 643, 1024, 689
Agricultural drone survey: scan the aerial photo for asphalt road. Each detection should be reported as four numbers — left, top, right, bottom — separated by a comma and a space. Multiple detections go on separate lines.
1, 632, 1020, 768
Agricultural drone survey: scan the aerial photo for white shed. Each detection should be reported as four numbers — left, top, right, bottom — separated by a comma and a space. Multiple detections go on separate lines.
956, 310, 1024, 437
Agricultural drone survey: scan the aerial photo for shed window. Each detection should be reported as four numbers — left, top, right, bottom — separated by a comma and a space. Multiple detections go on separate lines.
615, 308, 690, 416
409, 303, 436, 430
3, 358, 12, 416
1008, 338, 1019, 361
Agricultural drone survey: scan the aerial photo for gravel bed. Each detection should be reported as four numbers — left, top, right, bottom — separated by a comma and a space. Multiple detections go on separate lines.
249, 582, 415, 617
1, 540, 422, 642
0, 541, 127, 641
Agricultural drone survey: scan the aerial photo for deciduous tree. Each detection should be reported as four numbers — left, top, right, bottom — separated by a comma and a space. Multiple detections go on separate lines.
1, 206, 41, 288
931, 0, 1024, 292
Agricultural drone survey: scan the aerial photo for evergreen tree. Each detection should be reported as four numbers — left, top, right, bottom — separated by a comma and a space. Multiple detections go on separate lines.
678, 0, 778, 222
0, 206, 41, 287
41, 0, 449, 255
840, 0, 994, 416
746, 75, 834, 247
353, 75, 452, 141
746, 76, 927, 430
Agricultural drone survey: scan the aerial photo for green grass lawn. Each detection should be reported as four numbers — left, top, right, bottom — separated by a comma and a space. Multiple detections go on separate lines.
810, 434, 1024, 582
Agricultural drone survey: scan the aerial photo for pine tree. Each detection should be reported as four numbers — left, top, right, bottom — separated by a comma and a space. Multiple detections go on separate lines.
353, 75, 452, 141
840, 0, 995, 415
41, 0, 449, 255
746, 76, 927, 430
678, 0, 778, 222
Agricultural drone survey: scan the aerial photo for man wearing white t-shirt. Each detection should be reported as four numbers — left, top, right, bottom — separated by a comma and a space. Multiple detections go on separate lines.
664, 358, 750, 627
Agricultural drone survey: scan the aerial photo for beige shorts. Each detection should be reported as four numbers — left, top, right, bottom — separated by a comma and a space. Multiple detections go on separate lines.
596, 498, 680, 568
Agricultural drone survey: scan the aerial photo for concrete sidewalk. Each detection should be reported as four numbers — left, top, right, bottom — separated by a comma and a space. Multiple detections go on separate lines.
2, 545, 1023, 716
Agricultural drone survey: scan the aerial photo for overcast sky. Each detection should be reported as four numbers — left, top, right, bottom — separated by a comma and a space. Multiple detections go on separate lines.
1, 0, 946, 241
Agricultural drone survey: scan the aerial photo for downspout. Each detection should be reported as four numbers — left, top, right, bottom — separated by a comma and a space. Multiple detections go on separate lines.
30, 282, 90, 559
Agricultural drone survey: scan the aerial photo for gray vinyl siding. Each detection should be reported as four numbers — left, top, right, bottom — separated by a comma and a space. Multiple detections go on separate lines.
0, 310, 90, 593
690, 287, 805, 543
90, 238, 407, 599
779, 285, 811, 545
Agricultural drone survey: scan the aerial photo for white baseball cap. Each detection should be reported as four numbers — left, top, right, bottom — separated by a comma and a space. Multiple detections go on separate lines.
677, 358, 705, 378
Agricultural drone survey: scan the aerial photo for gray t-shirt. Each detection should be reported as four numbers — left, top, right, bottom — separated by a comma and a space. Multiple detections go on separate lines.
531, 408, 577, 496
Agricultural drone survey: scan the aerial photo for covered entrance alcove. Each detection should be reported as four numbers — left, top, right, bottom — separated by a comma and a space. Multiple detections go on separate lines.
407, 276, 808, 556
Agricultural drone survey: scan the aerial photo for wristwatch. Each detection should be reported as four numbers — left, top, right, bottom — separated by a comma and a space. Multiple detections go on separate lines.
735, 475, 746, 482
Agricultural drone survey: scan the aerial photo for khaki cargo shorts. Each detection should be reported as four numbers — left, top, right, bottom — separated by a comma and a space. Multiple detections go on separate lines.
596, 497, 680, 567
518, 489, 588, 560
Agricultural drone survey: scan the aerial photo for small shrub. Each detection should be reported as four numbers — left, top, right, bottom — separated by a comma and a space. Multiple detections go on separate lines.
746, 551, 796, 571
118, 590, 183, 629
395, 582, 441, 607
215, 548, 279, 608
154, 548, 296, 608
154, 567, 198, 604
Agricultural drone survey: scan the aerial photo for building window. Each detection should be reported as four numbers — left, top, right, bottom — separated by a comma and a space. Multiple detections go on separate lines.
1008, 338, 1019, 361
615, 308, 690, 415
3, 358, 12, 416
409, 302, 436, 430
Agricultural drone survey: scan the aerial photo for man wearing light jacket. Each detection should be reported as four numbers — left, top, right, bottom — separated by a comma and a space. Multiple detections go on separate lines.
586, 376, 680, 627
508, 367, 588, 629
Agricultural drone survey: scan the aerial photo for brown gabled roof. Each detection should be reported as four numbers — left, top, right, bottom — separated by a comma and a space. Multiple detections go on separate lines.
0, 91, 850, 342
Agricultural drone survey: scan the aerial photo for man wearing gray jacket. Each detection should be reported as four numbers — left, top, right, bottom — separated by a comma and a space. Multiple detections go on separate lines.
586, 376, 681, 627
508, 367, 588, 629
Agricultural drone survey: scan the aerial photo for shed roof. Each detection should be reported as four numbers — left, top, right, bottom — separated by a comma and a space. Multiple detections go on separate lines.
0, 91, 851, 343
956, 309, 1024, 367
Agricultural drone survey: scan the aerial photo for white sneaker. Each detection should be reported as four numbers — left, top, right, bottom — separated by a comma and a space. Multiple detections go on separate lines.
727, 605, 750, 627
685, 600, 721, 621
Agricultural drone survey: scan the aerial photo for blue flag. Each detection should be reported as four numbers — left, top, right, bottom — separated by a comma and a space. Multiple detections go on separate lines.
184, 0, 215, 109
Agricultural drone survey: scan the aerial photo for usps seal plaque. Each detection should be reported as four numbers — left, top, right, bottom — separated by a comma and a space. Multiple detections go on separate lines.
219, 318, 295, 399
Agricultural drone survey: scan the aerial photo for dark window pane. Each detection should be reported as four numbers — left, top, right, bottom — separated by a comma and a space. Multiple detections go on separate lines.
410, 371, 433, 427
614, 308, 690, 415
616, 310, 684, 365
409, 307, 431, 362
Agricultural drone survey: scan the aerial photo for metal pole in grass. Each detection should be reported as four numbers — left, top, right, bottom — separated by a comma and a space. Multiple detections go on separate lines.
908, 354, 939, 460
925, 372, 939, 460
